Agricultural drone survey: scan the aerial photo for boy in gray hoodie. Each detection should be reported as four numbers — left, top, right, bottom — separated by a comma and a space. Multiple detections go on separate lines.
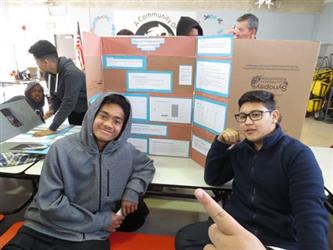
4, 93, 155, 250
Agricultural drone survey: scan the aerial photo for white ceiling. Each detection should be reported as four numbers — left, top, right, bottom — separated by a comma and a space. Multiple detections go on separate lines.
1, 0, 326, 13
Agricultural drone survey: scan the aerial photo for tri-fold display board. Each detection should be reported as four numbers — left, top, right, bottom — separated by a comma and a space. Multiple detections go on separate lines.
83, 32, 319, 166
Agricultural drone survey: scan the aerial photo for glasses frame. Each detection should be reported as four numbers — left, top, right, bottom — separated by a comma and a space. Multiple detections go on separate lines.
234, 110, 273, 123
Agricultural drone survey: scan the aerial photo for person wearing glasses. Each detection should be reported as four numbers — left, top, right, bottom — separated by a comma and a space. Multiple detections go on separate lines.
175, 90, 328, 250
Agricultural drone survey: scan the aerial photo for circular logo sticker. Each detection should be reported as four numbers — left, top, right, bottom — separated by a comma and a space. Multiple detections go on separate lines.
135, 21, 174, 36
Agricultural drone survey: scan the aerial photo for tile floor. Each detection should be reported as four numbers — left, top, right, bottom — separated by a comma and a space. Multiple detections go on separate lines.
300, 117, 333, 147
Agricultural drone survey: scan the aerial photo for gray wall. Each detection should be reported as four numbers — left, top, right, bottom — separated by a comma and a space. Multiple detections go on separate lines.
314, 2, 333, 44
198, 10, 319, 41
198, 2, 333, 43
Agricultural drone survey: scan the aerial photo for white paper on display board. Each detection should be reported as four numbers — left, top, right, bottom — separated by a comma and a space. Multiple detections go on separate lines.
193, 97, 226, 134
127, 71, 172, 92
105, 56, 145, 69
192, 135, 211, 156
179, 65, 192, 85
131, 123, 167, 136
125, 95, 148, 120
149, 138, 190, 157
197, 36, 232, 56
128, 137, 148, 153
196, 60, 231, 96
149, 97, 192, 124
131, 38, 165, 51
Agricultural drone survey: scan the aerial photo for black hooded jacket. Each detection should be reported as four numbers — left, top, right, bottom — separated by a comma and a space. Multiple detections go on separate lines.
24, 82, 45, 120
176, 16, 203, 36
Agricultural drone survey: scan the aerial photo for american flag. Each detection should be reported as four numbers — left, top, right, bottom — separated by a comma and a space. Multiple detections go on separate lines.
76, 21, 85, 71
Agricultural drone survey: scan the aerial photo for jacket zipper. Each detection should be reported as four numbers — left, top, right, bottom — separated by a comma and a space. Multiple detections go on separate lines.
107, 170, 110, 197
251, 154, 258, 235
98, 153, 102, 210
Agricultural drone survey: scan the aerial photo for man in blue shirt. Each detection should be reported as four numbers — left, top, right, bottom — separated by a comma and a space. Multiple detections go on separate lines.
176, 90, 328, 250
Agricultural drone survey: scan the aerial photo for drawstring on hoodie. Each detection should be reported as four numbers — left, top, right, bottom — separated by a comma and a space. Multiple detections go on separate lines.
55, 73, 59, 94
47, 73, 59, 95
47, 74, 51, 96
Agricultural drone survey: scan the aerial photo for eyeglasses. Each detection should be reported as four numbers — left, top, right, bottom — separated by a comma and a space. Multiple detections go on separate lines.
234, 110, 273, 123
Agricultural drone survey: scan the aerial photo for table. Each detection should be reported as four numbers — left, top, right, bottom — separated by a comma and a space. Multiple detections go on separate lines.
0, 123, 80, 154
310, 146, 333, 195
24, 156, 232, 201
0, 162, 35, 175
1, 144, 332, 214
25, 156, 231, 188
23, 146, 332, 200
0, 162, 38, 214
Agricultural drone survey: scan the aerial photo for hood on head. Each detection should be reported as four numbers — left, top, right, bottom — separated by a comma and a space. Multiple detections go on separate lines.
24, 82, 45, 111
176, 16, 203, 36
24, 81, 43, 97
80, 92, 132, 152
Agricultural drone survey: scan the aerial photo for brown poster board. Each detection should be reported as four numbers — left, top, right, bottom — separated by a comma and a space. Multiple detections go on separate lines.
82, 32, 104, 98
228, 39, 319, 138
83, 33, 319, 165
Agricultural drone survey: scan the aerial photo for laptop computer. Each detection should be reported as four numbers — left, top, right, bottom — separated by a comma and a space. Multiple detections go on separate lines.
0, 99, 43, 143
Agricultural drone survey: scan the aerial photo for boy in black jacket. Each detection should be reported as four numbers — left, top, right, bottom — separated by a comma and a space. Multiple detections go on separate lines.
176, 90, 328, 250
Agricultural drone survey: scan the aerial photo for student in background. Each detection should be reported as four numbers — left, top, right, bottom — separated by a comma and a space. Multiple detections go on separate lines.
28, 40, 88, 137
4, 93, 155, 250
176, 90, 328, 250
4, 81, 45, 122
1, 81, 46, 167
176, 16, 203, 36
226, 13, 258, 39
116, 29, 134, 35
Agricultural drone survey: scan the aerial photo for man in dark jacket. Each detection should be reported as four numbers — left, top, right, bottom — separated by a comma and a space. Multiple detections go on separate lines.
175, 90, 328, 250
176, 16, 203, 36
28, 40, 87, 137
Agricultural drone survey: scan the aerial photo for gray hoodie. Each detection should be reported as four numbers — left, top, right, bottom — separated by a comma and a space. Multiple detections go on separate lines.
24, 93, 155, 241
